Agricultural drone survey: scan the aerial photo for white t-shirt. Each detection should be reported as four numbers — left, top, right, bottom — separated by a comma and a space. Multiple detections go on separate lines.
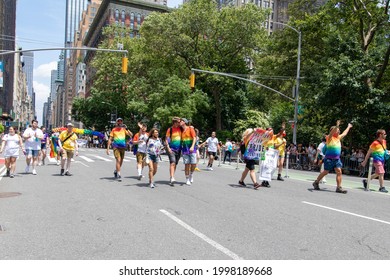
225, 141, 233, 152
23, 127, 43, 151
2, 134, 21, 157
206, 137, 219, 153
317, 142, 326, 157
137, 133, 149, 153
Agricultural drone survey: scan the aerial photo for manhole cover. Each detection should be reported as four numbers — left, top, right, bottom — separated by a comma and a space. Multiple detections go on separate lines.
0, 192, 22, 198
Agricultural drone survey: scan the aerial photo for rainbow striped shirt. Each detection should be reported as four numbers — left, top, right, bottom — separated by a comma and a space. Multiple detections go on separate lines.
370, 140, 386, 164
325, 135, 341, 159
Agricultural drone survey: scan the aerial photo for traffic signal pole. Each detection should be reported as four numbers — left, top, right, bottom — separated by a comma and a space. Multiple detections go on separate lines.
0, 47, 128, 57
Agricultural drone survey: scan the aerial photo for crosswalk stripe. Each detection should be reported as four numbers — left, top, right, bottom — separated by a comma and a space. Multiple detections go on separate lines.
108, 155, 130, 162
78, 156, 95, 162
91, 155, 112, 162
48, 157, 56, 163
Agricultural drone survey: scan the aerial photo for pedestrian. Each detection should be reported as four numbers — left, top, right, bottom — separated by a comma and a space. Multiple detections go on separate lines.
274, 129, 287, 181
22, 119, 43, 175
106, 118, 133, 181
39, 126, 49, 166
180, 118, 197, 185
314, 136, 327, 183
58, 123, 79, 176
200, 131, 219, 171
165, 117, 182, 186
194, 128, 201, 171
312, 120, 353, 193
223, 138, 233, 164
0, 127, 24, 178
260, 127, 275, 187
145, 128, 163, 188
132, 122, 149, 180
361, 129, 389, 193
238, 128, 261, 189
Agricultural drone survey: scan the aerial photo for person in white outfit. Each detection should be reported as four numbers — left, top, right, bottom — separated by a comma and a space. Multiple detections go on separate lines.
22, 120, 43, 175
0, 127, 24, 178
200, 131, 219, 170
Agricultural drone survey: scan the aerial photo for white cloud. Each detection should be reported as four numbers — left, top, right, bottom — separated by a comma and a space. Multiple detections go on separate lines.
33, 81, 50, 124
34, 61, 57, 78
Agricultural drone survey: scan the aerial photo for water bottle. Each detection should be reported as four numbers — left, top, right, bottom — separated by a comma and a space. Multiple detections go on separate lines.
261, 151, 266, 161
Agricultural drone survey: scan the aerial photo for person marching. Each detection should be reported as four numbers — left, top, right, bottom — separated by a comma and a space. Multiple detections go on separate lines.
194, 128, 201, 172
23, 119, 43, 175
0, 127, 24, 178
145, 128, 163, 188
165, 117, 182, 186
200, 131, 220, 171
180, 118, 197, 185
223, 138, 233, 164
274, 128, 287, 181
106, 118, 133, 181
132, 122, 149, 180
312, 120, 352, 194
58, 123, 79, 176
314, 136, 327, 183
361, 129, 389, 193
238, 128, 261, 189
39, 126, 49, 165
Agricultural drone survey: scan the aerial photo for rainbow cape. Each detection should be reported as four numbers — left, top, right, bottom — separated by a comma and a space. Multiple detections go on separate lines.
50, 135, 60, 158
52, 127, 105, 139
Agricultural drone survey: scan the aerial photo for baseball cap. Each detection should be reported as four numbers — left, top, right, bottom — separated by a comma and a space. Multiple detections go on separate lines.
67, 123, 74, 127
181, 118, 189, 124
116, 118, 123, 122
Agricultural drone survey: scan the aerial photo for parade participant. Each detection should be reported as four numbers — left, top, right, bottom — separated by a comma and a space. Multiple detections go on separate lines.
132, 122, 148, 180
58, 123, 79, 176
23, 119, 43, 175
200, 131, 219, 171
238, 128, 261, 189
50, 132, 61, 165
145, 128, 163, 188
165, 117, 182, 186
106, 118, 133, 181
194, 128, 201, 171
180, 118, 197, 185
274, 129, 287, 181
361, 129, 389, 193
312, 120, 353, 193
260, 127, 275, 187
0, 127, 24, 178
314, 136, 327, 183
39, 126, 49, 165
223, 138, 233, 164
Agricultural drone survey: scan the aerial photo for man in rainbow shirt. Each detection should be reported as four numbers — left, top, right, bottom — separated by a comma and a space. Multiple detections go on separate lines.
180, 118, 197, 185
361, 129, 388, 193
312, 120, 353, 194
165, 117, 182, 186
107, 118, 133, 181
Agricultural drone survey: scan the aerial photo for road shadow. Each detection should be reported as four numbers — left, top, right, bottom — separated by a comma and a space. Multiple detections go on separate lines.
228, 183, 256, 190
307, 187, 335, 193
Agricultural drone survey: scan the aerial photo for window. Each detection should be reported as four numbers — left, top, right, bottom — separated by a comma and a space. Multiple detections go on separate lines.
115, 9, 119, 24
121, 10, 125, 26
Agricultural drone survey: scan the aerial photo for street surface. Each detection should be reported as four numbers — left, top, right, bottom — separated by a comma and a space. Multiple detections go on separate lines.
0, 148, 389, 260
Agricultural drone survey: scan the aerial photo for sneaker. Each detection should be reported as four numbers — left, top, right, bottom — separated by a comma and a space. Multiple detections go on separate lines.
64, 171, 72, 176
38, 162, 42, 166
113, 170, 118, 179
320, 179, 327, 184
32, 169, 37, 175
254, 182, 261, 189
263, 181, 271, 188
170, 178, 176, 186
56, 160, 60, 166
150, 183, 155, 188
238, 180, 246, 187
10, 174, 14, 178
60, 169, 65, 176
277, 175, 284, 181
362, 179, 368, 191
6, 169, 10, 177
138, 174, 142, 181
189, 175, 194, 183
336, 187, 347, 194
25, 165, 30, 173
312, 181, 320, 190
194, 167, 201, 172
379, 187, 388, 193
186, 179, 191, 185
117, 175, 122, 182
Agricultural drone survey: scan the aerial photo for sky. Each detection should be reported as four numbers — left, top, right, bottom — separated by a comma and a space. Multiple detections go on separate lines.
16, 0, 183, 125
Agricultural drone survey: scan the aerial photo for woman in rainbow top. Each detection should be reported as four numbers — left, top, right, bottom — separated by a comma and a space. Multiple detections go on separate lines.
312, 120, 353, 194
361, 129, 389, 193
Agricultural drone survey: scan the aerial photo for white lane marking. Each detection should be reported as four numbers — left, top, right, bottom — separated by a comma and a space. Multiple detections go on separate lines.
75, 161, 89, 167
303, 201, 390, 225
0, 166, 5, 182
79, 156, 95, 162
160, 209, 243, 260
89, 155, 112, 162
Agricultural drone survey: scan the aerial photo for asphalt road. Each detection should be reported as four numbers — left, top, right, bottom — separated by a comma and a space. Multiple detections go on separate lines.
0, 148, 389, 260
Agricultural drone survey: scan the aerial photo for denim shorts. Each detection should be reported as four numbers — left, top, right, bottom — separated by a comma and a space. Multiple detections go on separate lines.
168, 150, 181, 165
183, 153, 197, 165
26, 149, 39, 157
323, 158, 343, 171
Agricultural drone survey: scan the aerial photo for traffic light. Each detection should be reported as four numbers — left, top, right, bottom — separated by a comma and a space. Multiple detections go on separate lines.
189, 72, 195, 89
121, 56, 128, 74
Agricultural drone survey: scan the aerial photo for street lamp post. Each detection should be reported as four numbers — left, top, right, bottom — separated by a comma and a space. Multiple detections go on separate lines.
274, 22, 301, 145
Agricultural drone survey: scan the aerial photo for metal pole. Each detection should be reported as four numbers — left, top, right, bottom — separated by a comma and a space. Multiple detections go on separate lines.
236, 150, 240, 170
293, 31, 301, 145
366, 157, 373, 191
284, 152, 290, 178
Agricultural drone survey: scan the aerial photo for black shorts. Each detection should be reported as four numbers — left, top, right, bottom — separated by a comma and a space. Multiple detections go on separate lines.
245, 159, 256, 171
168, 150, 181, 165
41, 143, 47, 149
208, 152, 217, 157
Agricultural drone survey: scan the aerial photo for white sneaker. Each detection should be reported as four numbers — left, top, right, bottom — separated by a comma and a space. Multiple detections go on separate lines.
56, 160, 60, 166
186, 179, 191, 185
170, 178, 176, 186
32, 169, 37, 175
150, 183, 155, 188
25, 166, 30, 173
38, 162, 42, 166
208, 167, 213, 171
190, 175, 194, 183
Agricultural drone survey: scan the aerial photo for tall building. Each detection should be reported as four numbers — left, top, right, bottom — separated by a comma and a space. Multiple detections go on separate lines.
83, 0, 170, 97
0, 0, 17, 119
23, 51, 34, 97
